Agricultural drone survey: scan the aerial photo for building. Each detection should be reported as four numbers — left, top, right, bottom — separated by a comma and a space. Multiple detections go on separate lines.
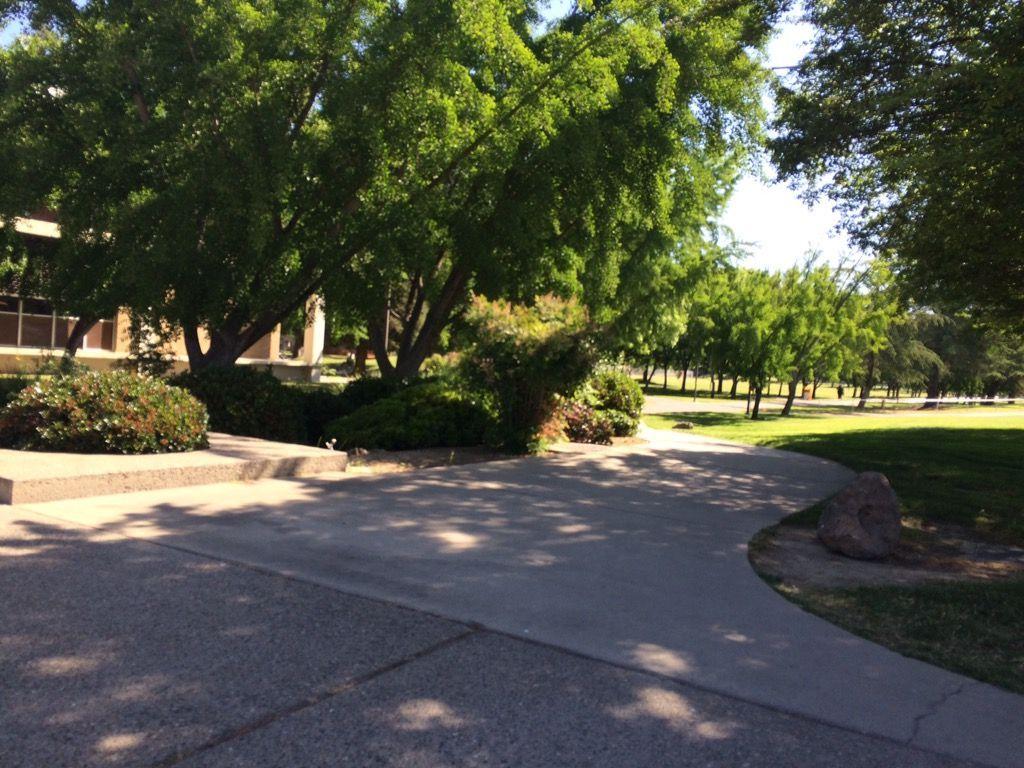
0, 215, 325, 380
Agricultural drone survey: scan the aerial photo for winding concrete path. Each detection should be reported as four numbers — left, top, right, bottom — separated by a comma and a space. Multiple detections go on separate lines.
7, 429, 1023, 766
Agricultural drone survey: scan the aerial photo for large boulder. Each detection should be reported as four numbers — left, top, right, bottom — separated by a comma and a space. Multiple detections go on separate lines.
817, 472, 902, 560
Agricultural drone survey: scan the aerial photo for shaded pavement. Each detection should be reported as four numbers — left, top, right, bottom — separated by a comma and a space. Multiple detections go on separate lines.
4, 429, 1021, 766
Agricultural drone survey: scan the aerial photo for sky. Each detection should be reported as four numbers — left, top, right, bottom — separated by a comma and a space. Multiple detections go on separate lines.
2, 5, 851, 272
719, 19, 854, 272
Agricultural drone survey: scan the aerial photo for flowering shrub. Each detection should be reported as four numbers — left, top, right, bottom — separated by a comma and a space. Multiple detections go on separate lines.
578, 369, 644, 437
561, 400, 614, 445
460, 295, 597, 452
0, 371, 208, 454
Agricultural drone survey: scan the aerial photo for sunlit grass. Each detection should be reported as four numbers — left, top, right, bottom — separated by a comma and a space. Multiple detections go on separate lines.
651, 406, 1024, 691
646, 408, 1024, 542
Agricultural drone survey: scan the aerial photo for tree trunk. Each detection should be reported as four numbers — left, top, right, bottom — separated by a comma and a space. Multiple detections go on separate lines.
183, 326, 205, 368
372, 265, 469, 380
857, 351, 876, 410
921, 364, 942, 409
680, 367, 688, 395
354, 340, 369, 375
729, 375, 739, 399
182, 293, 303, 372
63, 316, 98, 358
716, 372, 724, 395
185, 326, 248, 371
781, 376, 799, 417
367, 318, 393, 377
751, 385, 764, 419
812, 378, 820, 399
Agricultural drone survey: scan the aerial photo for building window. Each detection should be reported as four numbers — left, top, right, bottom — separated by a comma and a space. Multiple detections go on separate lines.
0, 294, 115, 351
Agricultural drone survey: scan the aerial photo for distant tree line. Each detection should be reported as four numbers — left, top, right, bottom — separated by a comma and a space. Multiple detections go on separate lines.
626, 259, 1024, 418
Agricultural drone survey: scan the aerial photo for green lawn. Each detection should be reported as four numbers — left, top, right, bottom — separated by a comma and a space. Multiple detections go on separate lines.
646, 409, 1024, 543
638, 374, 891, 401
776, 579, 1024, 694
646, 407, 1024, 692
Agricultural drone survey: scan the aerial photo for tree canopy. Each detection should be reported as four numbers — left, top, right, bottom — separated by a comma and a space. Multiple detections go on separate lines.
0, 0, 780, 370
771, 0, 1024, 323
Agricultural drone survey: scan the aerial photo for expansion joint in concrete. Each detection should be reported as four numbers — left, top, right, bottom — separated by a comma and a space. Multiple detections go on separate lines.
152, 627, 479, 768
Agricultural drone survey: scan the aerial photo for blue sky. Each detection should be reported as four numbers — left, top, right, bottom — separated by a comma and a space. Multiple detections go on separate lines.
2, 4, 849, 272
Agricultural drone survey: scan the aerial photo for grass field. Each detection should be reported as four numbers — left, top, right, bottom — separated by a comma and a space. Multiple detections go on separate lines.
774, 579, 1024, 694
646, 409, 1024, 542
639, 373, 894, 401
645, 407, 1024, 692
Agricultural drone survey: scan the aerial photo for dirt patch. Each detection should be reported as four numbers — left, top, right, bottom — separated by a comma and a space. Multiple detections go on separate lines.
751, 521, 1024, 590
345, 446, 510, 476
344, 436, 646, 476
610, 435, 646, 446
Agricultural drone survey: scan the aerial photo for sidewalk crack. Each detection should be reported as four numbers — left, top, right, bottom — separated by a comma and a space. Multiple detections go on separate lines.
907, 681, 970, 745
152, 627, 478, 768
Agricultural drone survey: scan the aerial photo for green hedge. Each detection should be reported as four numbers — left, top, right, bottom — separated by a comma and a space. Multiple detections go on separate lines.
324, 380, 494, 450
0, 371, 208, 454
169, 363, 503, 449
171, 366, 304, 443
172, 366, 420, 445
330, 376, 406, 413
0, 376, 31, 408
288, 382, 347, 446
290, 377, 411, 445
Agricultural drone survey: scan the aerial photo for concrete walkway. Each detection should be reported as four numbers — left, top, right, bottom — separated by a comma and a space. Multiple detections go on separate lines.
7, 429, 1022, 766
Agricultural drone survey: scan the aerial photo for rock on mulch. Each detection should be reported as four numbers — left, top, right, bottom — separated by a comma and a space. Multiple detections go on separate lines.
752, 522, 1024, 590
817, 472, 902, 560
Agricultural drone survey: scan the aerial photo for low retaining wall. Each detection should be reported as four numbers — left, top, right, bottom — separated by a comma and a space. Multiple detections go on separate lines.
0, 433, 347, 504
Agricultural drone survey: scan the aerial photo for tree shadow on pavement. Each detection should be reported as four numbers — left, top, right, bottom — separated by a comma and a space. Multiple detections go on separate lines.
0, 510, 959, 768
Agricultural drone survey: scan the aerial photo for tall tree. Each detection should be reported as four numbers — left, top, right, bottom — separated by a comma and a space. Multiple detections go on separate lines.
774, 260, 892, 416
328, 0, 774, 379
772, 0, 1024, 323
725, 267, 786, 418
2, 0, 778, 369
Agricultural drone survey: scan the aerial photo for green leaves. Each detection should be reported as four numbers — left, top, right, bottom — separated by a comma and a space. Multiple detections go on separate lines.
460, 294, 596, 451
674, 257, 897, 412
1, 0, 778, 370
773, 0, 1024, 323
0, 370, 209, 454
